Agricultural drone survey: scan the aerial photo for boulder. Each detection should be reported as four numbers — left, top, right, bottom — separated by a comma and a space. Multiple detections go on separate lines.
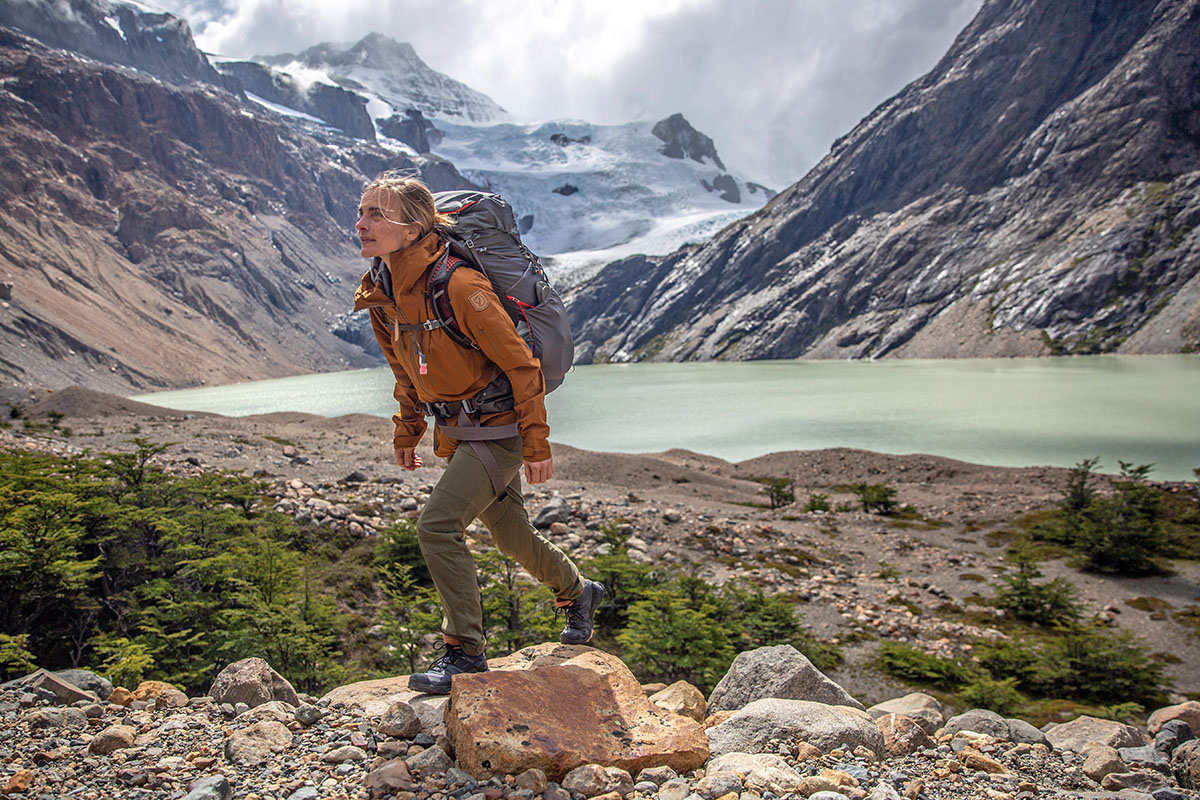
1082, 743, 1126, 783
705, 752, 805, 793
24, 707, 87, 730
108, 687, 134, 706
132, 680, 181, 702
533, 495, 570, 528
321, 675, 427, 716
562, 764, 634, 798
1101, 770, 1168, 791
875, 714, 934, 757
88, 724, 136, 755
445, 644, 708, 781
379, 700, 422, 738
406, 744, 453, 777
1156, 719, 1194, 756
1120, 744, 1171, 773
706, 698, 884, 758
53, 669, 113, 701
960, 750, 1009, 774
1173, 739, 1200, 790
181, 775, 233, 800
209, 658, 298, 709
650, 681, 706, 722
224, 720, 293, 765
707, 645, 863, 713
1150, 701, 1200, 736
322, 745, 368, 763
1005, 717, 1051, 746
941, 708, 1010, 739
866, 693, 944, 735
6, 669, 99, 705
238, 700, 296, 723
1046, 715, 1149, 752
635, 765, 677, 787
364, 759, 413, 798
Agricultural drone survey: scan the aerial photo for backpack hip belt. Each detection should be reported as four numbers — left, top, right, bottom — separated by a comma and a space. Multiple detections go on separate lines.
424, 401, 519, 501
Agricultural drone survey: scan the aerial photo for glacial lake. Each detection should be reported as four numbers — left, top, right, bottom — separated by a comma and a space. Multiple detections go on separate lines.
134, 356, 1200, 481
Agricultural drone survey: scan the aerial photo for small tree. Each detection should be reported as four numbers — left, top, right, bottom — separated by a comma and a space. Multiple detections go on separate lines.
757, 477, 795, 509
616, 585, 734, 693
991, 553, 1080, 626
851, 483, 898, 515
1062, 457, 1101, 513
803, 493, 831, 512
1077, 462, 1166, 575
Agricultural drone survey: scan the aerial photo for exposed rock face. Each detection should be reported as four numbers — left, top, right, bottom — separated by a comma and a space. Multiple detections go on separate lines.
652, 113, 726, 170
568, 0, 1200, 363
0, 20, 473, 391
377, 108, 444, 153
216, 60, 375, 141
0, 0, 227, 88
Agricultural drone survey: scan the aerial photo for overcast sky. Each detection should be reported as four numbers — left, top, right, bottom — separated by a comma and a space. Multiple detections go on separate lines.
154, 0, 983, 187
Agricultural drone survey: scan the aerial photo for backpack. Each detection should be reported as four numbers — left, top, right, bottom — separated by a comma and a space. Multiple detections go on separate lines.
429, 190, 574, 393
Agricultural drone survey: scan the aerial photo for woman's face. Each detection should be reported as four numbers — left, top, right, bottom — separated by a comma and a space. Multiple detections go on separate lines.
356, 189, 417, 259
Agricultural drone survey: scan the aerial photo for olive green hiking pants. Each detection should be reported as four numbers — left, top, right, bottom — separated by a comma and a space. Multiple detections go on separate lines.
416, 435, 583, 657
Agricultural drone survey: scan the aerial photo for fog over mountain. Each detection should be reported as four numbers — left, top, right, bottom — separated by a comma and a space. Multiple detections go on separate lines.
147, 0, 983, 187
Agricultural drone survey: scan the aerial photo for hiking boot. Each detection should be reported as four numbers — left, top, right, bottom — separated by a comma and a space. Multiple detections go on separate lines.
559, 579, 605, 645
407, 642, 488, 695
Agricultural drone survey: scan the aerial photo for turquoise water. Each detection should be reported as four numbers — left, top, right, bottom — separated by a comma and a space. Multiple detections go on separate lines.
134, 356, 1200, 481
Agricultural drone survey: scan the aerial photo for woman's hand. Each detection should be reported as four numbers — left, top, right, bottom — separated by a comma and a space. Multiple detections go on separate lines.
524, 457, 553, 484
395, 446, 423, 470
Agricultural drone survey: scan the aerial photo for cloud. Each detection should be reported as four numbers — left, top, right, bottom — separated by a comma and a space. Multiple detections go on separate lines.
153, 0, 981, 186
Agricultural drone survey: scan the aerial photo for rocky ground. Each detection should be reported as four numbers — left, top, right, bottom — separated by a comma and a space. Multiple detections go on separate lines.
3, 386, 1200, 799
4, 386, 1199, 705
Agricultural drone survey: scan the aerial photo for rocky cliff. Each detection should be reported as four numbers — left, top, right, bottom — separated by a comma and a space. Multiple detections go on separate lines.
0, 13, 473, 392
567, 0, 1200, 363
215, 60, 376, 141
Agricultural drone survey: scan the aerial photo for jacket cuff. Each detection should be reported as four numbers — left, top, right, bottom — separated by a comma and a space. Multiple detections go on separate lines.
523, 438, 552, 463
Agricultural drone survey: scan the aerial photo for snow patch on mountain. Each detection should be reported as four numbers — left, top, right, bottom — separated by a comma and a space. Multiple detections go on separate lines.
431, 119, 771, 285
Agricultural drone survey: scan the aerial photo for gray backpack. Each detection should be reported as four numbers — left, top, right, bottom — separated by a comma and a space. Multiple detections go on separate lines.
429, 190, 574, 393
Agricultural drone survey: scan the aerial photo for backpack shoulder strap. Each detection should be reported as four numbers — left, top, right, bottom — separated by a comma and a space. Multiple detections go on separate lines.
426, 253, 479, 350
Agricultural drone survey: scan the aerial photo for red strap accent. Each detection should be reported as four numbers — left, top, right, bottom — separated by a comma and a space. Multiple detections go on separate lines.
446, 200, 479, 216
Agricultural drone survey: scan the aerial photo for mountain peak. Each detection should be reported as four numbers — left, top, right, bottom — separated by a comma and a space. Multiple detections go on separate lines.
652, 113, 727, 171
259, 34, 505, 123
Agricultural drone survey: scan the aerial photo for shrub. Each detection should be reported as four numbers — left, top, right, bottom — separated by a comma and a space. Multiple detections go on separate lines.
1061, 457, 1100, 513
616, 586, 734, 693
874, 641, 969, 687
851, 483, 899, 515
1074, 462, 1167, 574
1025, 626, 1170, 706
959, 675, 1024, 716
0, 634, 36, 681
757, 477, 795, 509
991, 554, 1080, 626
804, 493, 831, 513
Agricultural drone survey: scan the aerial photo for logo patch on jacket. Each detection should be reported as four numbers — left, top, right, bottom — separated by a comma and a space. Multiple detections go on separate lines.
468, 290, 490, 311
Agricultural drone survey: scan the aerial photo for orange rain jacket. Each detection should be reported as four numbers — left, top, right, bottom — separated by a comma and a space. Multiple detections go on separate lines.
352, 232, 551, 463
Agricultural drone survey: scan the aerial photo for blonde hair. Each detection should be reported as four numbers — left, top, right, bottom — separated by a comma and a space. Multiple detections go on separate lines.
362, 171, 455, 238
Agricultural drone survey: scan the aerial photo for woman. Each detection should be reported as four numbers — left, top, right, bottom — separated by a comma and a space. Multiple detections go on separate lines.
352, 172, 603, 695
